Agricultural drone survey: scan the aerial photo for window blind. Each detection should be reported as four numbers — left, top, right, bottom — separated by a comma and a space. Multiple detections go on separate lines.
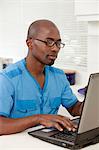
53, 0, 88, 71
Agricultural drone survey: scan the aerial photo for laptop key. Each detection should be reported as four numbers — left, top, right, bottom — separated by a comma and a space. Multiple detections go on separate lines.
51, 129, 77, 142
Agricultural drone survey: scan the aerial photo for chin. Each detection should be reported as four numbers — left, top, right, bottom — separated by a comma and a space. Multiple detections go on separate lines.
47, 61, 55, 66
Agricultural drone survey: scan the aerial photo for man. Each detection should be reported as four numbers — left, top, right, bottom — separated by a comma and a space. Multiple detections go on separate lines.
0, 19, 83, 135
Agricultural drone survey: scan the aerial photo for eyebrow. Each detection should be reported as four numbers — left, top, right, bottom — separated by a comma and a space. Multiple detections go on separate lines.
46, 37, 61, 41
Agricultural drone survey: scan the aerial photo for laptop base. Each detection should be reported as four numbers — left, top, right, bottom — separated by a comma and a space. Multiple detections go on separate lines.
28, 127, 99, 150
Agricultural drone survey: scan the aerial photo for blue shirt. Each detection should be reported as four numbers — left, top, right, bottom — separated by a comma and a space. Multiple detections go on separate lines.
0, 59, 78, 118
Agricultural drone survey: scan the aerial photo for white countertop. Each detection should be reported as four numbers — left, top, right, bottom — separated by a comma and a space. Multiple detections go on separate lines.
0, 126, 99, 150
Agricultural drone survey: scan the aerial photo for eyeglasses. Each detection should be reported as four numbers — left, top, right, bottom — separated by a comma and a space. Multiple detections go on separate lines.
35, 38, 65, 48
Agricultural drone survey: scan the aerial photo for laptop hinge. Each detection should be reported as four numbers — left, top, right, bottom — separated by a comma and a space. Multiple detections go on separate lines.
75, 127, 99, 145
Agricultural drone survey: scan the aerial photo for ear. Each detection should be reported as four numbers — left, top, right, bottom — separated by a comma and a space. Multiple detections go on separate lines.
26, 39, 33, 50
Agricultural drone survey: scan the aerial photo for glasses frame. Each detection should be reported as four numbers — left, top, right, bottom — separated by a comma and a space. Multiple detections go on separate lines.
35, 38, 65, 48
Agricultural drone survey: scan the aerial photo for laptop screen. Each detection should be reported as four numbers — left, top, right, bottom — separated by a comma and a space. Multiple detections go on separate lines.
78, 73, 99, 134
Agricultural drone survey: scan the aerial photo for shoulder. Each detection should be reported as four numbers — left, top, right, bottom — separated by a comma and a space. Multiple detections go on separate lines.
0, 59, 24, 79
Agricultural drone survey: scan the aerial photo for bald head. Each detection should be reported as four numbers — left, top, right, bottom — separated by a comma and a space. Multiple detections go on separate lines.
27, 19, 59, 40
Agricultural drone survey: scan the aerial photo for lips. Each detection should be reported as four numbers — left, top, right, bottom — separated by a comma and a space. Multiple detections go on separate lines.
48, 55, 57, 60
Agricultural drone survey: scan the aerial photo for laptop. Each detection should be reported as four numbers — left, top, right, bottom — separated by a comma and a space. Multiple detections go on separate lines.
28, 73, 99, 149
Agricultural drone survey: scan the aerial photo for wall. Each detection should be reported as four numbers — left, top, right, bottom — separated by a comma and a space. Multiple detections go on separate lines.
75, 0, 99, 21
0, 0, 89, 85
0, 0, 64, 62
75, 0, 99, 85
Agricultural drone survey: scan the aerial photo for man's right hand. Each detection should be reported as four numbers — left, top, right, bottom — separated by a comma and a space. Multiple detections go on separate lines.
0, 114, 77, 135
38, 114, 77, 132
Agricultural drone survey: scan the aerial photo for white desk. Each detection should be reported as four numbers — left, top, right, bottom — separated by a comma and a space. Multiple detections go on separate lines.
0, 126, 99, 150
0, 85, 99, 150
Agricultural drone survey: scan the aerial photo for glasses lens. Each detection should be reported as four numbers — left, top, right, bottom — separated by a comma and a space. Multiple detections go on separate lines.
46, 39, 54, 46
60, 43, 65, 48
56, 40, 61, 48
56, 41, 65, 48
45, 38, 65, 48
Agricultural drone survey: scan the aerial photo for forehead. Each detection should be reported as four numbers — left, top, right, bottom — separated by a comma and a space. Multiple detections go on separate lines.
36, 25, 61, 40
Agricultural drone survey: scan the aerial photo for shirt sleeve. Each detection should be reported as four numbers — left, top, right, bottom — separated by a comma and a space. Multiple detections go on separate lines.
61, 74, 78, 108
0, 73, 14, 117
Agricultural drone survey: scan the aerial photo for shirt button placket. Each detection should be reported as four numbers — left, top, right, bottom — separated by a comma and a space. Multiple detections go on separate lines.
40, 90, 44, 114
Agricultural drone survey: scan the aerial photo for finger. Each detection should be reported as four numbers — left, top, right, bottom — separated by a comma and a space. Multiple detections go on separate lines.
64, 117, 77, 128
45, 115, 77, 131
62, 116, 77, 127
52, 122, 63, 131
41, 120, 63, 131
52, 116, 77, 131
63, 119, 77, 131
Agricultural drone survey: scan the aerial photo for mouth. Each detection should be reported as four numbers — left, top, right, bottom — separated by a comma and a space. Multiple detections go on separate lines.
48, 55, 57, 60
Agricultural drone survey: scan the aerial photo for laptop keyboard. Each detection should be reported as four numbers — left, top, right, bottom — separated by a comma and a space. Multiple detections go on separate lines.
51, 118, 79, 142
51, 129, 77, 142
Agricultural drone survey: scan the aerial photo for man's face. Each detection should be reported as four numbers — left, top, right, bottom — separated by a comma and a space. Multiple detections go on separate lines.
27, 26, 61, 66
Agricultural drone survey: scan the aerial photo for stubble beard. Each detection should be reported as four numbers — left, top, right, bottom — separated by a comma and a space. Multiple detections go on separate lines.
48, 60, 55, 66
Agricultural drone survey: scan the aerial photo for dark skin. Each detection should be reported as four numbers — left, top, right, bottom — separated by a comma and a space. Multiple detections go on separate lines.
0, 20, 83, 135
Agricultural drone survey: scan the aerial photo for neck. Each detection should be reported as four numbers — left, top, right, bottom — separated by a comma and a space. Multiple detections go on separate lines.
25, 56, 45, 76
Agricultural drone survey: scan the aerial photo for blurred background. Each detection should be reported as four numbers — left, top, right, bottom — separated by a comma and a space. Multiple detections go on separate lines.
0, 0, 99, 87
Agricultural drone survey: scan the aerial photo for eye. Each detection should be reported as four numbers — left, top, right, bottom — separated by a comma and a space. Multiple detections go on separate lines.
56, 40, 61, 46
46, 38, 54, 46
